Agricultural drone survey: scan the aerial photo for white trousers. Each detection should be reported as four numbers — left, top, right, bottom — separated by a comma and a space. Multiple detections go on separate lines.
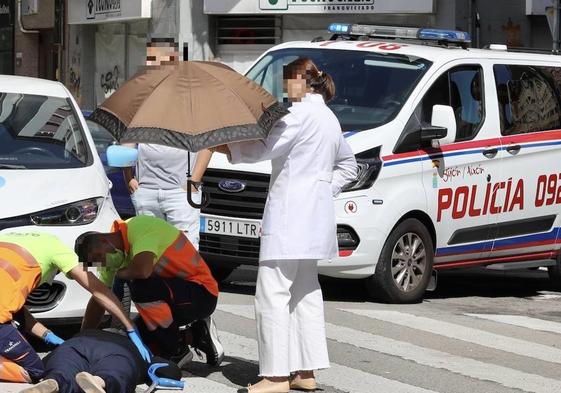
255, 259, 330, 377
131, 187, 201, 249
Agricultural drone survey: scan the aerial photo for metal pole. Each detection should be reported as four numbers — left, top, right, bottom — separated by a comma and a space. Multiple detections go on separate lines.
555, 0, 561, 51
553, 0, 561, 51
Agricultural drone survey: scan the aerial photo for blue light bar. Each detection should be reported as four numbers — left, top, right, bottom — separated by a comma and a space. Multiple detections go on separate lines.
328, 23, 351, 34
418, 28, 471, 43
327, 23, 471, 45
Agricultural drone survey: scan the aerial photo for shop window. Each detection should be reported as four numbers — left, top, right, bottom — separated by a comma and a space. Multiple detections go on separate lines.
493, 64, 561, 135
420, 65, 484, 142
216, 16, 280, 46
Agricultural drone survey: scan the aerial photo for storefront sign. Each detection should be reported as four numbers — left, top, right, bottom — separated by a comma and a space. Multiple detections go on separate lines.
204, 0, 435, 14
68, 0, 151, 24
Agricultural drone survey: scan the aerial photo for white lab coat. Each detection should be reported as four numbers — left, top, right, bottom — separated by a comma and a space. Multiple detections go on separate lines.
228, 93, 358, 261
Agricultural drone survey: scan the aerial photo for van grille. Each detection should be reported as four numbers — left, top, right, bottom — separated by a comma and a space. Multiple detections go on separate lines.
201, 169, 270, 219
25, 283, 65, 313
200, 233, 260, 260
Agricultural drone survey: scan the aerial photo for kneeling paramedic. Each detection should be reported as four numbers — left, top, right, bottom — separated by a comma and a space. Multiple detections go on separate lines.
76, 215, 224, 366
0, 232, 151, 384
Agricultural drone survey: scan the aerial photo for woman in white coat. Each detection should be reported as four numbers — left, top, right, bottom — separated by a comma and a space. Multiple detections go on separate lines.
213, 58, 357, 393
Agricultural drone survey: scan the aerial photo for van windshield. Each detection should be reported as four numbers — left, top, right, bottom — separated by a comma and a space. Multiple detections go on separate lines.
246, 48, 431, 131
0, 93, 90, 169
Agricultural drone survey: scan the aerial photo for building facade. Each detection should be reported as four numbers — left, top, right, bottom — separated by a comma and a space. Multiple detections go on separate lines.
1, 0, 558, 109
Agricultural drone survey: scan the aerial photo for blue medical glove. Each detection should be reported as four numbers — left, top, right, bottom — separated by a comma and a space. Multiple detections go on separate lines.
127, 329, 152, 363
43, 331, 64, 346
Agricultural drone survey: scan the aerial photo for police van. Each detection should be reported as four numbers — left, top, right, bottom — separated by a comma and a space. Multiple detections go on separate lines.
200, 24, 561, 303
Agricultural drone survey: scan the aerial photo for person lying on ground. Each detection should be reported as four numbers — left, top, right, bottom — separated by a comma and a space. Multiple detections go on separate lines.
19, 328, 181, 393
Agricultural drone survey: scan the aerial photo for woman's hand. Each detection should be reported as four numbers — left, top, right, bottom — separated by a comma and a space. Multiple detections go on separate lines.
128, 178, 139, 195
210, 145, 230, 155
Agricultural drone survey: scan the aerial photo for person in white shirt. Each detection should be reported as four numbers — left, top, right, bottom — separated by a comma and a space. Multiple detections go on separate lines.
212, 58, 358, 393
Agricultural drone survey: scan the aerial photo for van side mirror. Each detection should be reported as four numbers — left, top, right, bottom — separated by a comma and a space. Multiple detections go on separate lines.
106, 145, 138, 167
426, 104, 456, 145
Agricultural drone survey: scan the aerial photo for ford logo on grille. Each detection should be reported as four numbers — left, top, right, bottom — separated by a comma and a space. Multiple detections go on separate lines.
218, 179, 246, 193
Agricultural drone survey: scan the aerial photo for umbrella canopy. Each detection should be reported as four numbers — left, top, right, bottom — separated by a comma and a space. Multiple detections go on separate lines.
89, 61, 289, 152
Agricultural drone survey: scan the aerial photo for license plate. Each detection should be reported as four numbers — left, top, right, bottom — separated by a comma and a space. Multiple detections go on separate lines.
201, 217, 260, 238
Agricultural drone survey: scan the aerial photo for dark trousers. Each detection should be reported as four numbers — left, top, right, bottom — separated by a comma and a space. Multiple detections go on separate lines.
0, 323, 43, 382
43, 333, 143, 393
130, 276, 217, 357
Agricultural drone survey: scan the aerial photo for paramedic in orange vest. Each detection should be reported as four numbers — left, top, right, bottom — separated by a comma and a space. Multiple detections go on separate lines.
77, 215, 224, 366
0, 231, 151, 384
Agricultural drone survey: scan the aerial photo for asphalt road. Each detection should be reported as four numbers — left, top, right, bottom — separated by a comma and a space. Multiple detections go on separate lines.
4, 266, 561, 393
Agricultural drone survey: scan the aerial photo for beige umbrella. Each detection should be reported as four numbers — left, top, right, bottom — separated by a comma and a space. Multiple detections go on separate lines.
89, 61, 288, 152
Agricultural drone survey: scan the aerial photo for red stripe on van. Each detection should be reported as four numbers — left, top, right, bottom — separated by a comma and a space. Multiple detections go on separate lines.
382, 129, 561, 163
434, 250, 559, 270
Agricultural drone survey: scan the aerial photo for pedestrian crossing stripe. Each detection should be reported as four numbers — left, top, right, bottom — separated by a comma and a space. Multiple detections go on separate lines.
467, 314, 561, 335
218, 330, 439, 393
340, 309, 561, 364
217, 304, 561, 393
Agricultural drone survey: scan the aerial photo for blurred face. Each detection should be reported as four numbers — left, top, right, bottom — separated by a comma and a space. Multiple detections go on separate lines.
284, 74, 308, 102
146, 43, 179, 67
85, 237, 118, 266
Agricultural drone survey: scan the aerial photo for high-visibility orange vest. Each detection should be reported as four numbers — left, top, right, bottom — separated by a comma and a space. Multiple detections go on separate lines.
113, 220, 218, 297
0, 242, 41, 323
154, 233, 219, 297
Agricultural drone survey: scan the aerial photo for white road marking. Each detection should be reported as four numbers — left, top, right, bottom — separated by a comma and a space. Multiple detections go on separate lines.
218, 304, 561, 393
219, 330, 439, 393
341, 309, 561, 364
467, 314, 561, 335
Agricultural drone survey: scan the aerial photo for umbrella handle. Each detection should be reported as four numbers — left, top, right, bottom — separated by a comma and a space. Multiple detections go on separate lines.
187, 179, 210, 209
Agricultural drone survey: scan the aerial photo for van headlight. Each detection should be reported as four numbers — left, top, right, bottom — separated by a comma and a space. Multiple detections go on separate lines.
30, 198, 104, 226
342, 146, 382, 192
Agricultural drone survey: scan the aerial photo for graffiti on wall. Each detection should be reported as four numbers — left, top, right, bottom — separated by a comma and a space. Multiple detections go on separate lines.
68, 33, 82, 106
100, 65, 120, 96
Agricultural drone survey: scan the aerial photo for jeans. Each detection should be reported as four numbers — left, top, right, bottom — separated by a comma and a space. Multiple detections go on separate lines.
131, 187, 201, 249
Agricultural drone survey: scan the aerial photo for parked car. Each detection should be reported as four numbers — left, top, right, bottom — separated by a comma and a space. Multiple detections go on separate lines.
0, 75, 120, 321
82, 110, 135, 218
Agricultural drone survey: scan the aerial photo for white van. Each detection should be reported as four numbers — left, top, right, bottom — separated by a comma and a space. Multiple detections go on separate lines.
200, 24, 561, 303
0, 76, 120, 320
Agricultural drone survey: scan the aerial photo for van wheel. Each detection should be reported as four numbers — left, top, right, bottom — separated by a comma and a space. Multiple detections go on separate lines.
366, 218, 434, 303
547, 253, 561, 290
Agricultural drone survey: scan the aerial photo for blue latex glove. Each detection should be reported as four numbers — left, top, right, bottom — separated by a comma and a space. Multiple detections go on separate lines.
44, 331, 64, 346
127, 329, 151, 363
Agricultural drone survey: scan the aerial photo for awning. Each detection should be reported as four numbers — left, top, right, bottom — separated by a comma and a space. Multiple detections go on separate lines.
68, 0, 151, 25
204, 0, 435, 14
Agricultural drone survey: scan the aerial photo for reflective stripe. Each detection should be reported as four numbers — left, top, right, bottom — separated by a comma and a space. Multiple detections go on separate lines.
174, 235, 188, 251
0, 258, 21, 281
191, 254, 201, 267
154, 256, 171, 275
0, 243, 38, 268
136, 300, 174, 331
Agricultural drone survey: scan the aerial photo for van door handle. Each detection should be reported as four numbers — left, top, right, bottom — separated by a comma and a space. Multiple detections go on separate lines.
482, 147, 498, 158
506, 144, 521, 155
